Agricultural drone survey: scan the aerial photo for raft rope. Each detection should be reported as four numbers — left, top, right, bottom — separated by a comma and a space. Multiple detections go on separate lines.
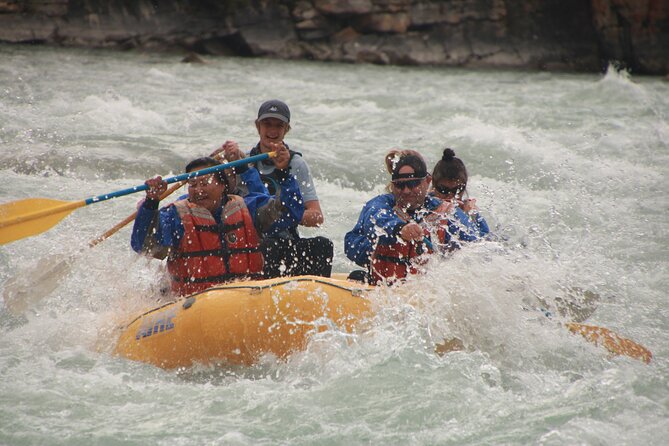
117, 277, 369, 330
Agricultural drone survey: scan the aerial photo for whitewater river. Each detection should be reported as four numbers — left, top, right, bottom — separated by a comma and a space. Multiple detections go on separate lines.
1, 44, 668, 445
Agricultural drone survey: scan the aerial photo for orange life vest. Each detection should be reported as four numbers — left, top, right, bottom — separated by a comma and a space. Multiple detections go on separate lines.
370, 230, 433, 284
419, 201, 458, 249
370, 202, 454, 284
167, 196, 263, 296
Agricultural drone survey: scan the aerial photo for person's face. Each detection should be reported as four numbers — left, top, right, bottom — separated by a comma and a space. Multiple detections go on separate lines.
391, 166, 431, 211
187, 173, 226, 213
433, 179, 465, 202
255, 117, 289, 151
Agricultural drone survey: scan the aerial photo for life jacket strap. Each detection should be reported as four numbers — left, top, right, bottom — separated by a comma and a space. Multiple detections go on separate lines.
228, 246, 262, 254
373, 253, 411, 266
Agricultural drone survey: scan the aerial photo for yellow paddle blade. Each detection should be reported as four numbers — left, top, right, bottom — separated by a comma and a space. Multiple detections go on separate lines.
567, 322, 652, 364
0, 198, 86, 245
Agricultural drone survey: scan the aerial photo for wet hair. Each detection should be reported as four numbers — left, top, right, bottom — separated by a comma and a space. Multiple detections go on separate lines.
185, 157, 230, 190
432, 148, 468, 187
385, 149, 428, 179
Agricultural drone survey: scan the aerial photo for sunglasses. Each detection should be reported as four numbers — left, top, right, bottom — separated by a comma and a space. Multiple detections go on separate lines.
435, 184, 464, 196
392, 177, 425, 190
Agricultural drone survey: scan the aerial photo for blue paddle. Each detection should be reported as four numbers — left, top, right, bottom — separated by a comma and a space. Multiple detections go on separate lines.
0, 152, 274, 245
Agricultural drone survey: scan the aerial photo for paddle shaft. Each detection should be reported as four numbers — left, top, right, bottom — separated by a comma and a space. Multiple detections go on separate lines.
88, 150, 240, 247
83, 153, 270, 205
0, 153, 272, 232
88, 182, 180, 247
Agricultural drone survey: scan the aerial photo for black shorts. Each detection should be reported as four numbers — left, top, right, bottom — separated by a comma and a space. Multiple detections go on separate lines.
261, 236, 333, 278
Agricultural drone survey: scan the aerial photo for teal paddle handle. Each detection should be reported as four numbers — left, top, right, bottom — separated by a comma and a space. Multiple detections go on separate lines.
84, 153, 269, 205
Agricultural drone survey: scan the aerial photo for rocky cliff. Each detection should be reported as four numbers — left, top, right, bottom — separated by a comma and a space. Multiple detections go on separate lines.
0, 0, 666, 74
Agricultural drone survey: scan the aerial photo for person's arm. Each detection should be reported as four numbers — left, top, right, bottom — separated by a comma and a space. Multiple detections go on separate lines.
210, 140, 267, 195
344, 196, 406, 267
473, 214, 490, 237
131, 198, 160, 253
130, 176, 184, 259
242, 168, 303, 235
302, 200, 324, 227
242, 145, 304, 235
130, 200, 183, 259
423, 196, 478, 243
289, 156, 323, 227
448, 207, 484, 242
344, 205, 376, 268
257, 168, 304, 235
239, 163, 270, 196
459, 197, 490, 237
372, 209, 408, 244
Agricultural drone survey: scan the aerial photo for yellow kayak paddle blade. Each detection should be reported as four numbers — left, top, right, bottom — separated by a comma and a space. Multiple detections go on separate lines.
567, 322, 652, 364
0, 152, 276, 246
0, 198, 85, 245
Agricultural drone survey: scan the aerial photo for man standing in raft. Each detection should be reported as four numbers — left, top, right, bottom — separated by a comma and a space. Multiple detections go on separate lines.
216, 100, 333, 278
131, 146, 303, 296
344, 150, 474, 284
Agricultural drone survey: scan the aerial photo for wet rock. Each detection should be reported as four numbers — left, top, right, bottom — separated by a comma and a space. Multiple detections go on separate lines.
230, 2, 301, 57
0, 1, 22, 13
591, 0, 669, 74
181, 52, 207, 63
381, 33, 448, 65
355, 12, 410, 33
409, 2, 450, 28
314, 0, 373, 16
292, 1, 319, 20
296, 15, 335, 40
331, 26, 360, 43
25, 0, 68, 17
0, 15, 58, 42
372, 0, 412, 14
0, 0, 665, 74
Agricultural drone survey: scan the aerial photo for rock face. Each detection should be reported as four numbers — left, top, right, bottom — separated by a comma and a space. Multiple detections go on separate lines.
0, 0, 666, 74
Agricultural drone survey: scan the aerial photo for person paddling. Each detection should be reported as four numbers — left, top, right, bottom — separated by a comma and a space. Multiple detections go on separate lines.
131, 146, 303, 296
431, 148, 490, 239
345, 150, 463, 284
214, 100, 333, 278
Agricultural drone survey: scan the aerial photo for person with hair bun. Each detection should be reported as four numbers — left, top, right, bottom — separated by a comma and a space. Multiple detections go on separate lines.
345, 149, 473, 284
431, 148, 489, 239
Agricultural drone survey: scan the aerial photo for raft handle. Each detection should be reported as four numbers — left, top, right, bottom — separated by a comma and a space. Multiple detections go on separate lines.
183, 297, 196, 309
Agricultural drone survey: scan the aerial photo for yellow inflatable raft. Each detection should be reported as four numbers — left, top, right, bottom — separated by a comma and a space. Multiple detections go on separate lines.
113, 275, 372, 369
113, 275, 652, 369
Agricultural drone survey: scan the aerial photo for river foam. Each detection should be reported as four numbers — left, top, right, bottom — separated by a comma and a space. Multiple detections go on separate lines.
1, 45, 667, 445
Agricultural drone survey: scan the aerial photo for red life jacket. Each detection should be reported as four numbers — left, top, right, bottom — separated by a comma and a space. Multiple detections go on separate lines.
370, 229, 433, 284
416, 200, 461, 250
167, 196, 263, 296
423, 204, 453, 247
370, 202, 454, 284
